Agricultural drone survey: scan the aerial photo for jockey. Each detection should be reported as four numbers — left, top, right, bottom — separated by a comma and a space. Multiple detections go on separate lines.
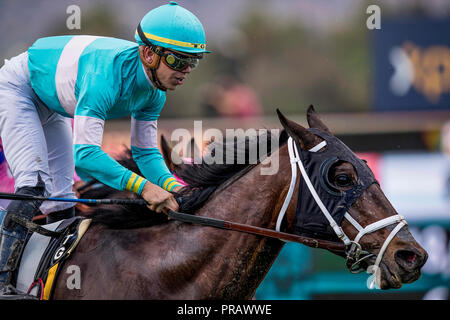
0, 1, 209, 298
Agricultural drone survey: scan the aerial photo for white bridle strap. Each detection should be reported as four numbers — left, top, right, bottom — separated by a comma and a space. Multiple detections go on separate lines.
374, 220, 406, 268
345, 212, 407, 283
344, 212, 363, 232
275, 138, 300, 232
276, 136, 409, 276
292, 140, 351, 245
276, 138, 328, 233
353, 215, 406, 244
276, 138, 351, 245
368, 220, 407, 289
308, 140, 327, 153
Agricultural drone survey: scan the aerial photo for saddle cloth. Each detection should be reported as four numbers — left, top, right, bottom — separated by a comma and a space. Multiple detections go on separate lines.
16, 217, 91, 299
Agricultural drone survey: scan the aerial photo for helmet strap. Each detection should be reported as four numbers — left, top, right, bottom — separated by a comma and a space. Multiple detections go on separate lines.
149, 68, 167, 92
139, 45, 167, 91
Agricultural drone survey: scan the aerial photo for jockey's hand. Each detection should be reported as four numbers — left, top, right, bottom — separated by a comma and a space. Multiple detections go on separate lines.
141, 181, 179, 215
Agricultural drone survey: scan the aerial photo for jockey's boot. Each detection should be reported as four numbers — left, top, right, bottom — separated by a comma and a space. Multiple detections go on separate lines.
0, 176, 45, 299
46, 206, 75, 224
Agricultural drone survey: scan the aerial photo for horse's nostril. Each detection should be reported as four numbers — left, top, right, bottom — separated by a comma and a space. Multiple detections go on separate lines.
398, 250, 416, 263
395, 249, 423, 270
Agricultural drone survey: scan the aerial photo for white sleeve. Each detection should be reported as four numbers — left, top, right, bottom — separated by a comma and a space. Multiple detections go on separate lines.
130, 116, 158, 149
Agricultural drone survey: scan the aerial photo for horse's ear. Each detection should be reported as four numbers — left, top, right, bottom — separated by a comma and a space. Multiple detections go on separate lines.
276, 109, 318, 150
279, 129, 289, 145
160, 134, 178, 172
306, 105, 332, 134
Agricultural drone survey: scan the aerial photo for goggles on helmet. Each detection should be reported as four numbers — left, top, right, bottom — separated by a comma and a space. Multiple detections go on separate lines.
161, 50, 199, 71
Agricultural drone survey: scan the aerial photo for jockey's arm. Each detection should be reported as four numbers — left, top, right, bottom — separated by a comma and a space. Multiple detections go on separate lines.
73, 115, 181, 215
73, 115, 182, 193
73, 116, 148, 194
129, 111, 183, 189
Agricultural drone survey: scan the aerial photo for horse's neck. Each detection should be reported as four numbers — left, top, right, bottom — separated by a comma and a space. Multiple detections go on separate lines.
189, 146, 294, 298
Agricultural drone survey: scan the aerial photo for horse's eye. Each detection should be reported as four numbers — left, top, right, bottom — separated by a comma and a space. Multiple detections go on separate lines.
335, 174, 353, 187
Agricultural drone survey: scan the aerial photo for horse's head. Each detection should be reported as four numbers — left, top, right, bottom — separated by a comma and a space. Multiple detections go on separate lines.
277, 106, 428, 289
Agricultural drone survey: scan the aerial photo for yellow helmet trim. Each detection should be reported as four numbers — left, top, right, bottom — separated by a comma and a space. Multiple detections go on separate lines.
136, 30, 206, 50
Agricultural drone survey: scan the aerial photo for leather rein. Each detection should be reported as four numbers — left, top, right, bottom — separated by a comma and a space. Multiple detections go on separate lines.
167, 210, 346, 252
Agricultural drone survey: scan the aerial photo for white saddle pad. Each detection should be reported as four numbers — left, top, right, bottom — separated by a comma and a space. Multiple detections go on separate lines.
16, 220, 63, 295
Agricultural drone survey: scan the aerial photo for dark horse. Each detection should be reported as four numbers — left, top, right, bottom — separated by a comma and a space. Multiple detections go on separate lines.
52, 107, 427, 299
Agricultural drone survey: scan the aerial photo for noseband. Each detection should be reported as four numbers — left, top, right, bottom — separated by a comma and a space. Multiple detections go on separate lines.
276, 132, 407, 286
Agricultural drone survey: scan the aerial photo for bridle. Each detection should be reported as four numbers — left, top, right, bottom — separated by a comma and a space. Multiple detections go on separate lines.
276, 136, 407, 286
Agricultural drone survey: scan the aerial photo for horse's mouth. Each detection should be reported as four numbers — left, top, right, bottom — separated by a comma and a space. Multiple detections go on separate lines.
359, 247, 425, 289
399, 268, 421, 284
361, 257, 403, 289
379, 263, 403, 289
374, 261, 422, 289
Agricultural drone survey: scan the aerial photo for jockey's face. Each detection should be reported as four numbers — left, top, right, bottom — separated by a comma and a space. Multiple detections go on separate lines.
141, 46, 192, 91
156, 52, 192, 90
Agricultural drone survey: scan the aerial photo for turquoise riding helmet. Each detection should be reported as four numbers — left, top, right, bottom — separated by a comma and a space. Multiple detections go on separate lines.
135, 1, 210, 55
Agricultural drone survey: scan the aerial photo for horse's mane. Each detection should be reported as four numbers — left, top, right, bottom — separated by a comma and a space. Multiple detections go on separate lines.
84, 130, 288, 229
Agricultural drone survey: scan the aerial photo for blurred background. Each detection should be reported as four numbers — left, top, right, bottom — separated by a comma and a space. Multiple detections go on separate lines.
1, 0, 449, 299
